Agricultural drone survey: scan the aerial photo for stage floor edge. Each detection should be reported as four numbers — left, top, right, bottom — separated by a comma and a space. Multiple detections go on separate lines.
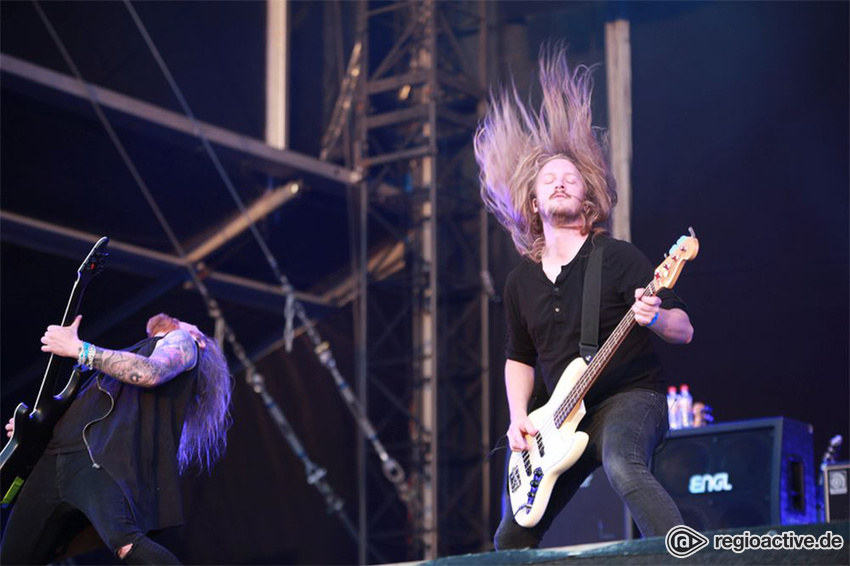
388, 521, 850, 566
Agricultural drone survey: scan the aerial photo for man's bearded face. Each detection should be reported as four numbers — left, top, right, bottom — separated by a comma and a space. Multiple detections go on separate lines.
534, 157, 586, 227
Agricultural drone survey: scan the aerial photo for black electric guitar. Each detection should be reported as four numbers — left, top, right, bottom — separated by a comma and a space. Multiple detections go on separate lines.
0, 237, 109, 506
508, 230, 699, 527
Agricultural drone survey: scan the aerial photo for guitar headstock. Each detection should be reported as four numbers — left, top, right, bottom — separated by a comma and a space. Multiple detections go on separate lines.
653, 228, 699, 290
78, 236, 109, 285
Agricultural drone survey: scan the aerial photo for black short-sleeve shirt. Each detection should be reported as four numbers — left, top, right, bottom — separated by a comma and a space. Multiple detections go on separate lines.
503, 235, 688, 408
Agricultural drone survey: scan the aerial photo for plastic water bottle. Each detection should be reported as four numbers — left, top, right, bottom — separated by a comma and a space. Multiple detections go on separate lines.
679, 384, 694, 428
667, 386, 680, 430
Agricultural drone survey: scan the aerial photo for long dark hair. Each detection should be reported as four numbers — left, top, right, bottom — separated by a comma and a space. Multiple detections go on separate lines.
146, 313, 233, 473
179, 334, 232, 473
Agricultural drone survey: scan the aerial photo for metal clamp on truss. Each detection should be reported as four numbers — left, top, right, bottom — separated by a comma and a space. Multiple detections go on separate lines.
249, 371, 352, 529
283, 282, 296, 353
320, 40, 363, 161
313, 339, 417, 515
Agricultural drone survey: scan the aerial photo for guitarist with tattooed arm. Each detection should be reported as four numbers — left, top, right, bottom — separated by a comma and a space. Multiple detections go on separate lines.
474, 47, 694, 549
1, 313, 232, 565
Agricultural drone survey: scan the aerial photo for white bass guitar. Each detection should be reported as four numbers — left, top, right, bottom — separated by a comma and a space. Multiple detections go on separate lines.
508, 230, 699, 527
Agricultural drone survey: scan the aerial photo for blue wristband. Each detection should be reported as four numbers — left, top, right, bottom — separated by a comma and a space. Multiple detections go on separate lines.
78, 341, 91, 370
647, 312, 659, 327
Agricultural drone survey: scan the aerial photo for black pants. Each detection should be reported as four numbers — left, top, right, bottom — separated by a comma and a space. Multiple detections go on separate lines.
1, 451, 176, 565
494, 388, 684, 549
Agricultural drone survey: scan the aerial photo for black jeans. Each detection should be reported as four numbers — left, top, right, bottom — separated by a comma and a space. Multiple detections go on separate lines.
1, 451, 146, 564
494, 388, 683, 550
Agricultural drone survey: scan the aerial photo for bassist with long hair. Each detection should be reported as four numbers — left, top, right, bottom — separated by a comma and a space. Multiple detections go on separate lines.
475, 47, 694, 549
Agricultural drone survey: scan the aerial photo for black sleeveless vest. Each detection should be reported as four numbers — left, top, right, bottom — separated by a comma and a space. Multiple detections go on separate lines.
50, 335, 198, 532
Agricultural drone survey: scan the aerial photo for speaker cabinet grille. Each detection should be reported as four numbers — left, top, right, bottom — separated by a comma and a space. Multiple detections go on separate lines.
652, 417, 816, 531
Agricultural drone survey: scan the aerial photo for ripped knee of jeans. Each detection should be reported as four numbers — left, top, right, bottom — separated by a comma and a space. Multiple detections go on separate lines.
117, 543, 134, 560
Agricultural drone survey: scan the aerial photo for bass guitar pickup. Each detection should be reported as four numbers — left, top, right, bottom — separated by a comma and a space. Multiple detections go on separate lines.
535, 431, 545, 456
509, 466, 521, 493
521, 450, 532, 476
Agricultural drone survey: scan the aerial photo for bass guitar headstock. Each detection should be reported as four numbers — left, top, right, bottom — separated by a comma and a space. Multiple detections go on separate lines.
653, 228, 699, 291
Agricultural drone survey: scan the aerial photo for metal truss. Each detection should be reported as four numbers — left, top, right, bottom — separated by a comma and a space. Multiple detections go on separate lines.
0, 54, 360, 188
0, 51, 394, 394
350, 1, 491, 561
3, 3, 494, 559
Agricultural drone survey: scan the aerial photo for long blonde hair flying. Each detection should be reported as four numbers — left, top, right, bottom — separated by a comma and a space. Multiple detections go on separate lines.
474, 47, 617, 262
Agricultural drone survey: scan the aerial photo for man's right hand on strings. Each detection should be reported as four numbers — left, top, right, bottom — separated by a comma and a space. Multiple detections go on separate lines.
507, 416, 538, 452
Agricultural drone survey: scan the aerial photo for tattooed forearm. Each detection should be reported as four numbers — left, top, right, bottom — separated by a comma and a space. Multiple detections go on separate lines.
91, 330, 198, 388
92, 349, 166, 387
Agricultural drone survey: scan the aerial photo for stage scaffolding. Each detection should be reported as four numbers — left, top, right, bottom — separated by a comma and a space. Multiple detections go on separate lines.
344, 1, 492, 561
2, 1, 498, 561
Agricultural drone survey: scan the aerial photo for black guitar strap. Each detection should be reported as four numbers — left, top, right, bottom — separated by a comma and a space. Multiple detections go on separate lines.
579, 239, 605, 363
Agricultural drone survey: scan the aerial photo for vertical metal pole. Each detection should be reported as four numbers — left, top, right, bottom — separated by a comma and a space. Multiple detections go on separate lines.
266, 0, 289, 149
605, 18, 633, 243
410, 0, 440, 557
357, 176, 369, 565
425, 1, 439, 556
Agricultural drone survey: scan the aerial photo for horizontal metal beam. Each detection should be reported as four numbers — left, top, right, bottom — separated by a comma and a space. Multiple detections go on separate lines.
0, 53, 360, 187
367, 70, 427, 95
365, 70, 484, 101
1, 53, 401, 201
186, 181, 300, 263
366, 105, 429, 130
0, 211, 405, 397
364, 103, 477, 133
317, 239, 405, 305
361, 146, 433, 168
0, 209, 332, 308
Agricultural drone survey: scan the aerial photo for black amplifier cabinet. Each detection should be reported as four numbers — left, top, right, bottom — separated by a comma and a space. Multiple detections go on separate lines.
824, 462, 849, 522
651, 417, 816, 531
